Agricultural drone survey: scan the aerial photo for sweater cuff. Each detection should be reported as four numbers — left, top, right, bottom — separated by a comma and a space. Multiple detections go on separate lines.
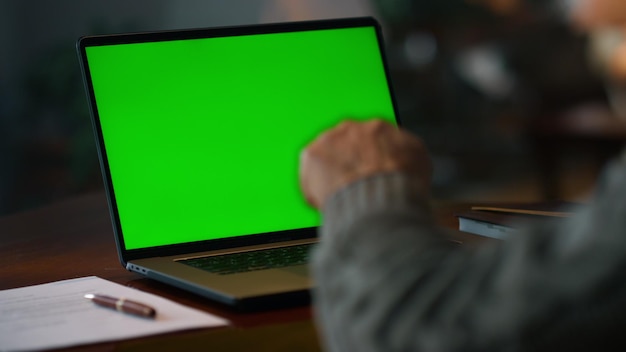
320, 172, 432, 240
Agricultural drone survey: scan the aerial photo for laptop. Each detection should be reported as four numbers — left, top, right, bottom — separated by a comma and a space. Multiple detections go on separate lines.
77, 17, 399, 310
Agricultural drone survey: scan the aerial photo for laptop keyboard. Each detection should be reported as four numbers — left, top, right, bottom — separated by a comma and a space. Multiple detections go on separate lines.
179, 243, 315, 275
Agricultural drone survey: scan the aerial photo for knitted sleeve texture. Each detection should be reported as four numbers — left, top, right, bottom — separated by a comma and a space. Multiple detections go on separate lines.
312, 157, 626, 352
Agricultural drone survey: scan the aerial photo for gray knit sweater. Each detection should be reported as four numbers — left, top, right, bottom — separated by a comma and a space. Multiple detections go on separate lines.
312, 154, 626, 352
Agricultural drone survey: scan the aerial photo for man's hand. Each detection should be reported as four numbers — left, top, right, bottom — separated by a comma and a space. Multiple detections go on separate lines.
299, 119, 432, 209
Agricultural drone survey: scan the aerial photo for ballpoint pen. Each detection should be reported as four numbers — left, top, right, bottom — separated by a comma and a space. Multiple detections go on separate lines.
84, 293, 157, 319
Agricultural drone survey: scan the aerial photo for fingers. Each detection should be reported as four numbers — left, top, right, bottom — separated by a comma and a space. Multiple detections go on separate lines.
298, 148, 314, 206
299, 119, 381, 209
299, 118, 430, 209
299, 142, 327, 208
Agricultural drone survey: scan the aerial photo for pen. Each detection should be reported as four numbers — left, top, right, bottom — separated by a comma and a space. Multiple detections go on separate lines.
84, 293, 157, 318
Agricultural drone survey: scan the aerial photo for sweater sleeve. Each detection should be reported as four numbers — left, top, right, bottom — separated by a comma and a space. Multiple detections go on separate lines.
311, 154, 626, 352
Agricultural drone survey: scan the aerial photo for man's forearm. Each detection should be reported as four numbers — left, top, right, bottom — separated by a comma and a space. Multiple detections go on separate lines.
312, 173, 469, 351
312, 158, 626, 351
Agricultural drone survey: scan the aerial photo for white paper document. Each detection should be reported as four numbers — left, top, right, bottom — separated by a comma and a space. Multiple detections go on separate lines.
0, 276, 229, 351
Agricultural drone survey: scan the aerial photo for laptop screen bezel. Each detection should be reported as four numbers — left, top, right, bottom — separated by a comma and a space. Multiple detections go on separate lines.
76, 16, 401, 265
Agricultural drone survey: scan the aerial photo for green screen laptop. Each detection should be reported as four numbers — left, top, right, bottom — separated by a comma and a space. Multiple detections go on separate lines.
77, 17, 399, 309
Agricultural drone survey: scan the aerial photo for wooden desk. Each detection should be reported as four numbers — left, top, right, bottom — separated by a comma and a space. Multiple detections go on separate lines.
0, 191, 480, 351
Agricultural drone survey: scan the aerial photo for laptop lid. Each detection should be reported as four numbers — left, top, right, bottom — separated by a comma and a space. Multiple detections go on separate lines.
77, 17, 399, 267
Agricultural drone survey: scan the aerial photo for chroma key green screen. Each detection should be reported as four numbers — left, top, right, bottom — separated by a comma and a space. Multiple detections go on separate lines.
84, 24, 396, 250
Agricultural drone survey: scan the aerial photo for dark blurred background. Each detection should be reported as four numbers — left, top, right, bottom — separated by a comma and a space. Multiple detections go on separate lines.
2, 0, 624, 216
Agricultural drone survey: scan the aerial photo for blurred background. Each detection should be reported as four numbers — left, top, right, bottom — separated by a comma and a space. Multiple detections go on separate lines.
2, 0, 626, 216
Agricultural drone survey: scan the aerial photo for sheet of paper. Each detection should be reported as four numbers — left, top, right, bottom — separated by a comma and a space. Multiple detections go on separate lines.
0, 276, 229, 351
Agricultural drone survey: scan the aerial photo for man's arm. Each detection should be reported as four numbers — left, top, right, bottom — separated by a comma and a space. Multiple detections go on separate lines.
301, 120, 626, 351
